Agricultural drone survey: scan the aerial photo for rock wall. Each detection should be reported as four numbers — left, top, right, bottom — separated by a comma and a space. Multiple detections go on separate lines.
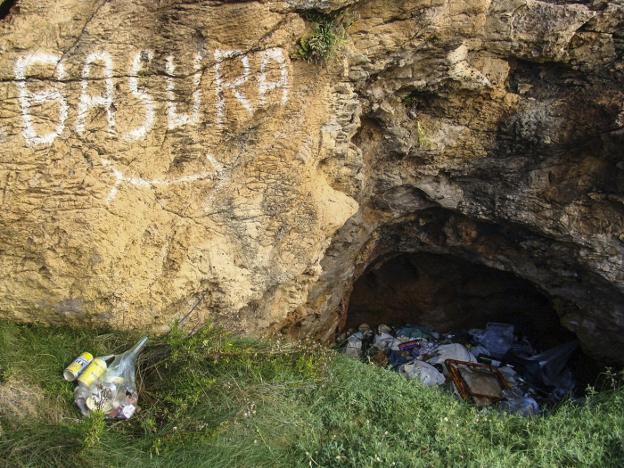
0, 1, 622, 362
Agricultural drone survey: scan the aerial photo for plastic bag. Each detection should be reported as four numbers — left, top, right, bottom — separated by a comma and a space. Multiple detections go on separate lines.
507, 341, 578, 396
532, 341, 578, 388
399, 360, 445, 387
389, 349, 413, 368
75, 336, 148, 419
344, 332, 363, 358
427, 343, 476, 372
471, 323, 514, 359
395, 325, 433, 341
500, 388, 540, 416
469, 345, 490, 358
373, 330, 395, 351
498, 365, 521, 387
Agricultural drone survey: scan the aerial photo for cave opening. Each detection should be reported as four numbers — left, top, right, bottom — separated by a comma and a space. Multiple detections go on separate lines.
344, 252, 601, 390
347, 252, 574, 346
0, 0, 18, 20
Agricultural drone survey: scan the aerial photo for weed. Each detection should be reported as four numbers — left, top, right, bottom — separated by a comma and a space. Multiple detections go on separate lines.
295, 11, 347, 64
402, 92, 434, 149
82, 411, 106, 450
403, 93, 417, 107
416, 119, 432, 149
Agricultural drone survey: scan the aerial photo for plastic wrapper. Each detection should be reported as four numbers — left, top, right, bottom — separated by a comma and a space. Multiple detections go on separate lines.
500, 388, 540, 416
399, 360, 445, 387
345, 332, 363, 358
427, 343, 476, 372
74, 336, 148, 419
471, 323, 514, 359
373, 332, 395, 351
395, 325, 433, 341
507, 341, 578, 398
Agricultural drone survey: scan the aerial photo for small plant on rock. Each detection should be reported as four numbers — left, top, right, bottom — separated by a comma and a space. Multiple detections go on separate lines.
416, 120, 432, 149
296, 11, 347, 64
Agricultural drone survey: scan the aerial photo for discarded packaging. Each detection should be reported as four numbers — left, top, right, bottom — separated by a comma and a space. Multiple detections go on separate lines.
345, 332, 364, 358
428, 343, 476, 372
73, 337, 147, 420
399, 360, 445, 387
77, 355, 111, 387
507, 341, 578, 395
471, 322, 514, 359
373, 331, 395, 351
499, 388, 539, 416
398, 339, 424, 351
446, 359, 509, 407
63, 352, 94, 381
340, 320, 578, 416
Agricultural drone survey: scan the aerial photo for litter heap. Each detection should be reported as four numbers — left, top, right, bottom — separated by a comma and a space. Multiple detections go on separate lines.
63, 336, 148, 420
339, 322, 578, 416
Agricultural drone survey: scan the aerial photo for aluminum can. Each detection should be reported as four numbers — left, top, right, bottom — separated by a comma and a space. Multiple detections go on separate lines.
63, 352, 94, 381
77, 357, 108, 387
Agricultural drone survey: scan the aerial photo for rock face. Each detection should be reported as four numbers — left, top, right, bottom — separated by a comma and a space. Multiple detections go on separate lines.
0, 1, 622, 363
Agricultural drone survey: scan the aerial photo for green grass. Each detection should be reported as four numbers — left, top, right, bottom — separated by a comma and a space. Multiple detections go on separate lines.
295, 12, 347, 64
1, 320, 623, 467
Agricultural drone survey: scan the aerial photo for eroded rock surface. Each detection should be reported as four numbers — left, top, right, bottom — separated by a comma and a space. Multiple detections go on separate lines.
0, 1, 622, 363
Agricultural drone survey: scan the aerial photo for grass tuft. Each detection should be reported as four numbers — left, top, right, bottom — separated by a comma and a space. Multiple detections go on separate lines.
295, 11, 347, 64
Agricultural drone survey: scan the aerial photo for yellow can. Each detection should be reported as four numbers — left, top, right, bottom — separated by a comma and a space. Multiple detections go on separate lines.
76, 357, 108, 387
63, 352, 94, 381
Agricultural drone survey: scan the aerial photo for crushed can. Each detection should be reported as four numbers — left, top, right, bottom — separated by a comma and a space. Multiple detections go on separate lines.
63, 352, 94, 381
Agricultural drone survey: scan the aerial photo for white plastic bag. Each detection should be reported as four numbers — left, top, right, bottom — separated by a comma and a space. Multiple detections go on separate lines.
427, 343, 476, 373
344, 332, 363, 358
399, 360, 445, 387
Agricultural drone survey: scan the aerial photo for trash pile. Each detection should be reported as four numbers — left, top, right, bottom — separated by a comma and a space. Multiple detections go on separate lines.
339, 322, 578, 416
63, 337, 148, 419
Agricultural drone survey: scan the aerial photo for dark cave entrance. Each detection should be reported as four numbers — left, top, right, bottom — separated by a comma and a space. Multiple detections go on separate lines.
344, 252, 607, 392
0, 0, 18, 20
346, 252, 576, 351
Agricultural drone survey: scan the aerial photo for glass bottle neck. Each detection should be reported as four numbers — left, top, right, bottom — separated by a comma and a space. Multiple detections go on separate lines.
125, 336, 148, 360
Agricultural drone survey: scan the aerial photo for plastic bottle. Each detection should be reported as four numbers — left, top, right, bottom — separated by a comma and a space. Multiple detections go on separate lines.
103, 336, 148, 388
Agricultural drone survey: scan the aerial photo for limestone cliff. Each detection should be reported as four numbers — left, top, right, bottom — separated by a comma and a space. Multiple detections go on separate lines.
0, 1, 622, 363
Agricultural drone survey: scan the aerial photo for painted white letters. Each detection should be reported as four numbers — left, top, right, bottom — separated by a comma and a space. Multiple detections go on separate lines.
125, 50, 156, 141
14, 47, 290, 145
76, 51, 115, 135
214, 50, 253, 125
258, 48, 289, 106
166, 53, 202, 130
15, 53, 68, 146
